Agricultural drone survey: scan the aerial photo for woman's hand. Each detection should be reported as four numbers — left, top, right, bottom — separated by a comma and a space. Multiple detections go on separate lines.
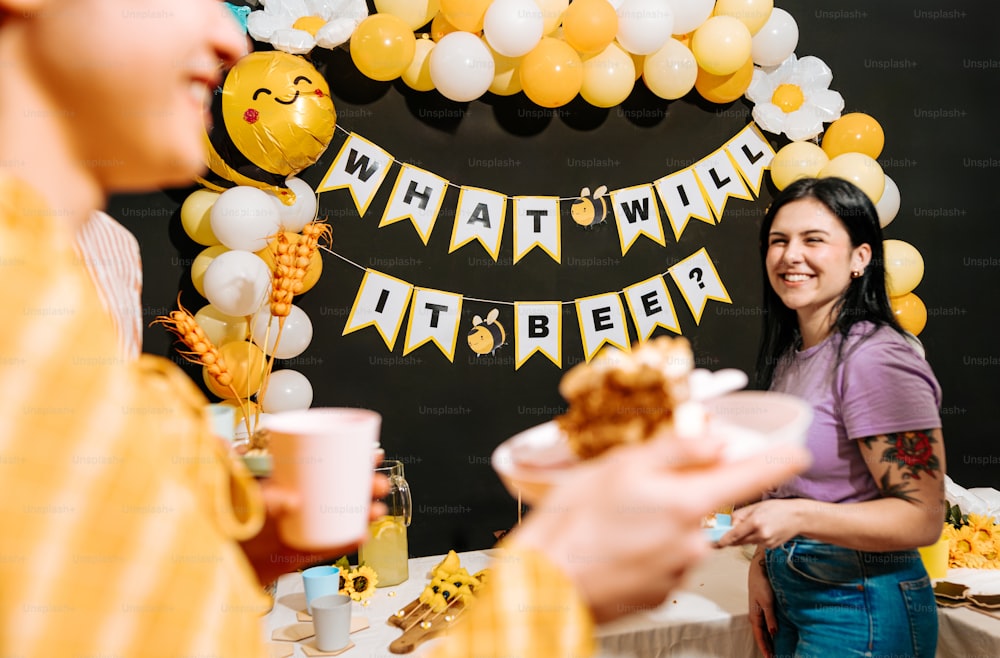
240, 474, 390, 586
509, 436, 809, 623
748, 548, 778, 658
717, 498, 807, 549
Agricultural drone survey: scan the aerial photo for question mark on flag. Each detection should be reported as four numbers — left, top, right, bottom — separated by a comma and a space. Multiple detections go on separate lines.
689, 268, 705, 289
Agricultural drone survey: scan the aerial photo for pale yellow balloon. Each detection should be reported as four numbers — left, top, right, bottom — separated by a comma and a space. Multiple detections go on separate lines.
818, 152, 885, 205
580, 42, 635, 108
194, 304, 249, 348
883, 240, 924, 298
374, 0, 440, 30
486, 41, 523, 96
536, 0, 569, 35
630, 51, 644, 80
439, 0, 491, 32
204, 341, 267, 399
769, 141, 829, 190
403, 36, 436, 91
191, 244, 228, 298
691, 15, 752, 76
714, 0, 774, 35
180, 189, 221, 246
642, 38, 697, 100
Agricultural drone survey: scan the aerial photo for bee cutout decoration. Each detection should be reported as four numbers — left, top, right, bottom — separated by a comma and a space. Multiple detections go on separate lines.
199, 51, 336, 205
468, 309, 507, 357
570, 185, 609, 228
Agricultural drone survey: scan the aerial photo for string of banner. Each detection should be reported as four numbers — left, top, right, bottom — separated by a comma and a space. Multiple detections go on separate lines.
317, 122, 777, 369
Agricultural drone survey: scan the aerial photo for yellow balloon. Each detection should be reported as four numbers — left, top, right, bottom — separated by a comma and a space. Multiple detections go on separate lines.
890, 292, 927, 336
630, 51, 644, 80
374, 0, 440, 30
562, 0, 618, 55
350, 14, 417, 82
486, 41, 523, 96
713, 0, 773, 35
691, 16, 752, 75
520, 37, 583, 108
694, 56, 753, 103
818, 152, 885, 204
430, 11, 466, 41
255, 231, 324, 294
191, 244, 229, 298
403, 36, 436, 91
219, 398, 261, 436
821, 112, 886, 159
883, 240, 924, 298
195, 304, 250, 348
580, 42, 635, 108
769, 141, 829, 190
439, 0, 491, 32
537, 0, 569, 35
180, 189, 221, 246
642, 38, 697, 100
204, 341, 267, 399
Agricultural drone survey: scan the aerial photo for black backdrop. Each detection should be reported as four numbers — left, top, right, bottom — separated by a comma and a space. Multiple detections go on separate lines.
111, 0, 1000, 558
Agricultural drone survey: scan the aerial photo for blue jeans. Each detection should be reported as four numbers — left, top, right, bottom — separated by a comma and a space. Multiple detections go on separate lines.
765, 538, 937, 658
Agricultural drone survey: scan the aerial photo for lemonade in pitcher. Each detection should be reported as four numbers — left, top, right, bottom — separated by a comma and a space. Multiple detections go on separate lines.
359, 460, 412, 586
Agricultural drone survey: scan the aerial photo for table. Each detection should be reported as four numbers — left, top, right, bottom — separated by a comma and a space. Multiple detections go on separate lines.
264, 547, 1000, 657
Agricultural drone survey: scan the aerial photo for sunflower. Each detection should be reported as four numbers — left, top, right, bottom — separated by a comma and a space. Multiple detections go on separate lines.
346, 565, 378, 601
966, 513, 998, 543
338, 568, 354, 596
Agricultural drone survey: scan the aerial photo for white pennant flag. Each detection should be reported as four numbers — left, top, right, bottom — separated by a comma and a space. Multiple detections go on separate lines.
380, 165, 449, 244
725, 124, 775, 195
654, 168, 715, 242
610, 184, 666, 255
692, 149, 753, 221
403, 288, 464, 361
624, 275, 681, 340
575, 292, 631, 362
449, 186, 507, 261
514, 302, 562, 369
343, 270, 414, 349
513, 196, 561, 264
668, 248, 732, 324
317, 133, 393, 215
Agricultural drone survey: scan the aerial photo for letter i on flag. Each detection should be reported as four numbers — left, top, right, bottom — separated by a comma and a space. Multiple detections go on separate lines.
514, 302, 562, 369
317, 133, 394, 215
403, 288, 464, 361
668, 248, 731, 324
380, 165, 449, 244
654, 168, 715, 242
343, 270, 414, 349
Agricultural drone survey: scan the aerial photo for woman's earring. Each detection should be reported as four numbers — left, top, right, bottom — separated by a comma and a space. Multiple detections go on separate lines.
850, 270, 862, 279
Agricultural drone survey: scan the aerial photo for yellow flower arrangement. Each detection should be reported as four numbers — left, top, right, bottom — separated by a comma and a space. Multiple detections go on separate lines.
943, 506, 1000, 569
344, 565, 378, 602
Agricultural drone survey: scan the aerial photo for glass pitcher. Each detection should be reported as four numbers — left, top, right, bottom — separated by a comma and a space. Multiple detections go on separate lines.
359, 459, 412, 587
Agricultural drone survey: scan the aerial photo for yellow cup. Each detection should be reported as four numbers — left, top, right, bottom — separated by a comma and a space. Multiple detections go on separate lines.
918, 533, 949, 580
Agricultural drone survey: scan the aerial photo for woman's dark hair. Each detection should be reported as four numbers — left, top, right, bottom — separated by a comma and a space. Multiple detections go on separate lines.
754, 177, 903, 389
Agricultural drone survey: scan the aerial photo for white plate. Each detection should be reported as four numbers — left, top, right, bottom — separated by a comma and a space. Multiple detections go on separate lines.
491, 391, 812, 506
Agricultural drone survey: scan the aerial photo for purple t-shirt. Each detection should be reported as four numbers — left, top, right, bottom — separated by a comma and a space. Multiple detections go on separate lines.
767, 322, 942, 504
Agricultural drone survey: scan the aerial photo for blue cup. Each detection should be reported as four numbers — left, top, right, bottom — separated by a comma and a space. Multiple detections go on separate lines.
302, 565, 341, 614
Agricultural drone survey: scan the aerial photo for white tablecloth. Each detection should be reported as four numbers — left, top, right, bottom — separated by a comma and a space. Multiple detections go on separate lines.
263, 547, 1000, 657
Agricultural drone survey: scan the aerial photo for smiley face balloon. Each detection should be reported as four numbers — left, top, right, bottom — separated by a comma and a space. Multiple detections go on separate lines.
199, 51, 336, 205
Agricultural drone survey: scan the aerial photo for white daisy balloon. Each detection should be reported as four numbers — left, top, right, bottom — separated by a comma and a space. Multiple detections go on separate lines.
745, 54, 845, 141
247, 0, 369, 55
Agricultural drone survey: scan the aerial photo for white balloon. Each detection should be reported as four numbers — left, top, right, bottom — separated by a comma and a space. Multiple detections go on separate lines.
260, 369, 314, 413
270, 177, 317, 232
250, 305, 314, 359
202, 250, 271, 317
429, 32, 495, 102
617, 0, 674, 56
665, 0, 713, 34
876, 175, 901, 228
210, 186, 283, 252
483, 0, 544, 58
751, 7, 798, 67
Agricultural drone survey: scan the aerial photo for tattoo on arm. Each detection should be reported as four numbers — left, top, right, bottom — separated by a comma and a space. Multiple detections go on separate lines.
877, 472, 921, 503
872, 430, 941, 480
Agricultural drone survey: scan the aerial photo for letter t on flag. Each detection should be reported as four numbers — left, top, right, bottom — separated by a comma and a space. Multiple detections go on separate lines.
403, 288, 464, 361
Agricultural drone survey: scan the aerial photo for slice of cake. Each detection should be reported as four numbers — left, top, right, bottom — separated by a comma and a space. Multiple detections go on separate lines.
555, 336, 699, 459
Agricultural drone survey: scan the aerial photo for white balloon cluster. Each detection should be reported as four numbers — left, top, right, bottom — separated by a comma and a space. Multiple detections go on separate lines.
178, 177, 321, 423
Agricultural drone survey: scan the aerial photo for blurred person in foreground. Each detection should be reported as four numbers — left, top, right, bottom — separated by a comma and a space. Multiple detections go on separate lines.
0, 1, 807, 656
718, 178, 946, 658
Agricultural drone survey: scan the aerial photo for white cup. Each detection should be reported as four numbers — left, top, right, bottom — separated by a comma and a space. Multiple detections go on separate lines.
264, 408, 379, 550
312, 594, 352, 652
